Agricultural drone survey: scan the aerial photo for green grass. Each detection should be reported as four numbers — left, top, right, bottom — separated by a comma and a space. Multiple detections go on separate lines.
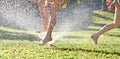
0, 10, 120, 59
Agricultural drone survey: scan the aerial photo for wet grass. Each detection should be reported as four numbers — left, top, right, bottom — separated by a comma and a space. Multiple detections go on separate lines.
0, 10, 120, 59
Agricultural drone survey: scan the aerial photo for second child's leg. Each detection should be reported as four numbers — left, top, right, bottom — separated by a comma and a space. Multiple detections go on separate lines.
91, 22, 120, 44
91, 0, 120, 44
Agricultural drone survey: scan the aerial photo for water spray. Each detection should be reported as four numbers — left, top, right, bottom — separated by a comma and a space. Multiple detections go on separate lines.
0, 0, 100, 46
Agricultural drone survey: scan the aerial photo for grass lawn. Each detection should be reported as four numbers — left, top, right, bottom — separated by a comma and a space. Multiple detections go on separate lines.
0, 10, 120, 59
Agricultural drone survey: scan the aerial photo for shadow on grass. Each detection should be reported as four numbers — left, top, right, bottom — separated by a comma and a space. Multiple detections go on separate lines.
85, 28, 99, 31
84, 12, 112, 31
0, 30, 40, 41
53, 47, 120, 56
105, 34, 120, 37
93, 13, 113, 20
84, 22, 106, 31
84, 23, 106, 31
92, 23, 106, 27
62, 35, 82, 39
100, 44, 120, 47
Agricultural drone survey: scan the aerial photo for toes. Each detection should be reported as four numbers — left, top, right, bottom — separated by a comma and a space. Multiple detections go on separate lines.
38, 40, 48, 46
94, 39, 98, 45
48, 44, 54, 47
91, 34, 98, 45
38, 37, 52, 46
38, 41, 46, 46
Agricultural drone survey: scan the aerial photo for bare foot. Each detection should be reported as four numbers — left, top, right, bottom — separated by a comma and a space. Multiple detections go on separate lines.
91, 34, 99, 45
38, 36, 52, 46
48, 44, 54, 47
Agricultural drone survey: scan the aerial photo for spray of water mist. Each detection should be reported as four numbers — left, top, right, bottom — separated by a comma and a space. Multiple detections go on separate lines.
0, 0, 100, 44
0, 0, 42, 31
48, 2, 101, 44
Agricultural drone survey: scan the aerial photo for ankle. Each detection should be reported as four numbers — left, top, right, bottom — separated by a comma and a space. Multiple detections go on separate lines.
92, 33, 100, 38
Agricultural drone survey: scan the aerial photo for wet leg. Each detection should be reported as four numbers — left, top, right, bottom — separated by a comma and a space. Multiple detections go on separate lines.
36, 0, 49, 33
91, 0, 119, 45
91, 22, 120, 44
38, 5, 56, 45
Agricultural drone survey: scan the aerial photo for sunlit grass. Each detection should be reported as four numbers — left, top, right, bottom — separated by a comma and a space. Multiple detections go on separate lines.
0, 10, 120, 59
0, 26, 33, 34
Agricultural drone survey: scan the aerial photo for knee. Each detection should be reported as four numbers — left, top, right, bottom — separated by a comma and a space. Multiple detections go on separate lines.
50, 21, 56, 26
50, 17, 56, 26
112, 22, 120, 27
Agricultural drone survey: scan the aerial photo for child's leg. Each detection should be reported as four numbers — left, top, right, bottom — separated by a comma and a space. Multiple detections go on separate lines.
91, 0, 120, 45
38, 4, 56, 45
38, 0, 67, 45
91, 22, 120, 44
36, 0, 49, 33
